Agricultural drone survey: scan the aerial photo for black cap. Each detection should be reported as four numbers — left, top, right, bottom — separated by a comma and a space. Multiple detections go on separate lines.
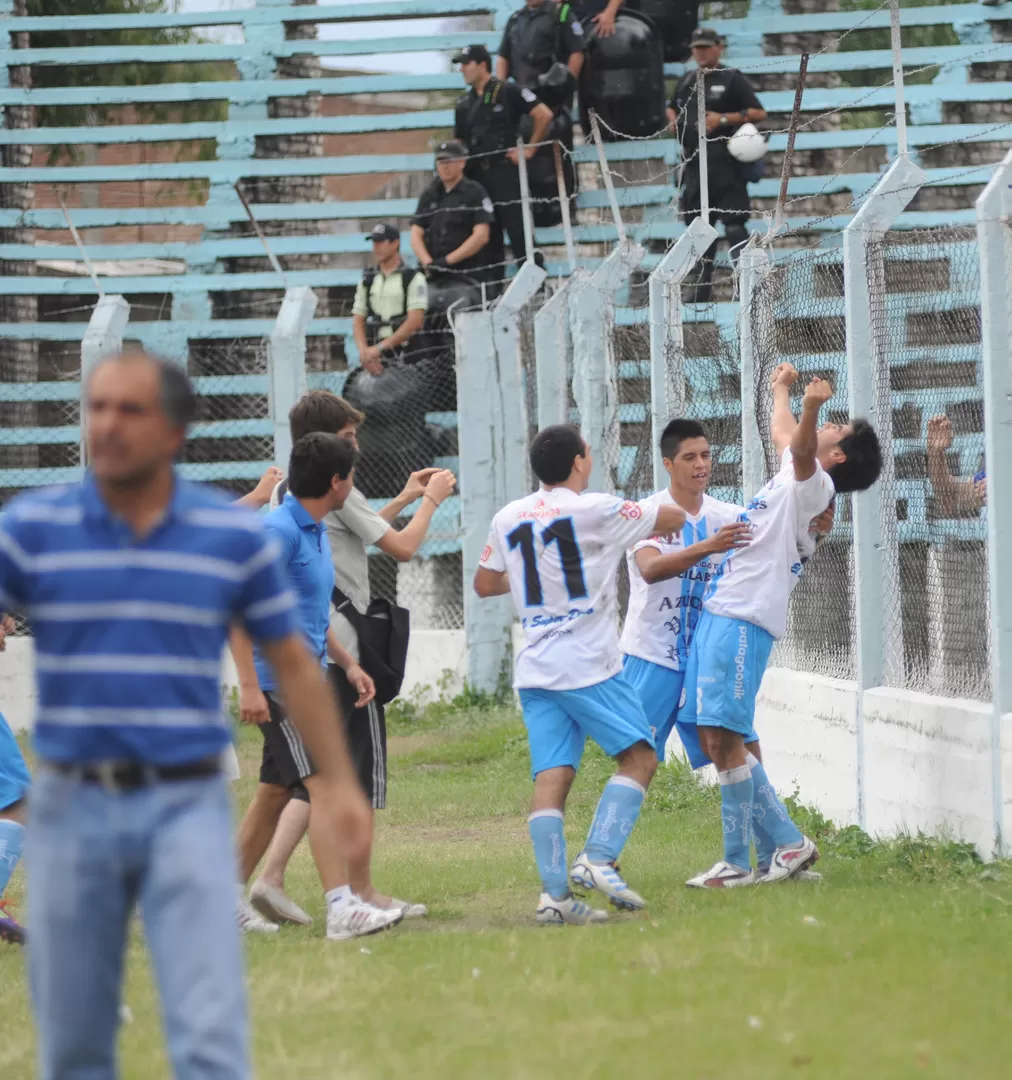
690, 27, 723, 48
434, 139, 468, 161
368, 223, 399, 243
452, 43, 492, 68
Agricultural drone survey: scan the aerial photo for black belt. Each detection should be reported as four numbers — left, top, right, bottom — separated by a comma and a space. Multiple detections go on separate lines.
47, 755, 221, 791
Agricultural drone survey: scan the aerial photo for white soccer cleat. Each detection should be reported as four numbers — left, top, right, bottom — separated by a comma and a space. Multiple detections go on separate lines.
685, 860, 756, 889
756, 866, 823, 884
390, 897, 428, 919
763, 836, 819, 884
237, 895, 280, 935
570, 852, 646, 911
250, 879, 313, 927
326, 897, 403, 941
536, 892, 609, 926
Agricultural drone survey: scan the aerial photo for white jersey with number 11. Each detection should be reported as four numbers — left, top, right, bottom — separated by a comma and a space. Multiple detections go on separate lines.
480, 487, 660, 692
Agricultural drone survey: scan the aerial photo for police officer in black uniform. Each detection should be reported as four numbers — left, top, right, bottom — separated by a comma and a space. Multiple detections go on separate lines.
410, 139, 496, 284
667, 27, 766, 303
452, 43, 553, 270
496, 0, 587, 110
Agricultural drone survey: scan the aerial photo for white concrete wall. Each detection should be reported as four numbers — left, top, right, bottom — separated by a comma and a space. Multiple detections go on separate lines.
864, 687, 995, 855
0, 638, 36, 734
754, 667, 861, 828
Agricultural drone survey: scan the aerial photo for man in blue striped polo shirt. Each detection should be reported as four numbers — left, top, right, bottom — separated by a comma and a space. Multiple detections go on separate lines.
0, 350, 371, 1080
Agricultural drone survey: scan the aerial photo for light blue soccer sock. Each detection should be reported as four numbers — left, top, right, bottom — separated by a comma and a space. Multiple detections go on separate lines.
718, 764, 754, 872
752, 815, 777, 872
746, 752, 803, 852
528, 810, 569, 899
0, 820, 24, 896
583, 776, 646, 865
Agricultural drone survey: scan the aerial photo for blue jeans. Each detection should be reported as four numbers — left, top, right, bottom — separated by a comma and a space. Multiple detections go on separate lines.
27, 768, 248, 1080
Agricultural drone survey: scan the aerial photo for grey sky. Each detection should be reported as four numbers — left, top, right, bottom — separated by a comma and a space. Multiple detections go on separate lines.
176, 0, 457, 75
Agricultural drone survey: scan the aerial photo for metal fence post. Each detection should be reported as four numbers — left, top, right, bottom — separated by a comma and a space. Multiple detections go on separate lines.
267, 286, 315, 471
456, 306, 510, 694
569, 240, 643, 492
737, 242, 772, 502
533, 280, 572, 431
648, 218, 718, 490
492, 261, 547, 503
976, 148, 1012, 856
80, 295, 131, 466
842, 155, 925, 828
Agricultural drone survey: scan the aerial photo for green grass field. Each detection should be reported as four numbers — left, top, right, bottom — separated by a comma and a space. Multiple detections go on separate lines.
2, 702, 1011, 1079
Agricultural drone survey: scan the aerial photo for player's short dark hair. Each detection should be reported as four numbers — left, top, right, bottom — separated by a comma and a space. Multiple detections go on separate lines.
288, 433, 358, 499
660, 418, 708, 460
529, 424, 586, 485
829, 418, 882, 494
289, 390, 364, 444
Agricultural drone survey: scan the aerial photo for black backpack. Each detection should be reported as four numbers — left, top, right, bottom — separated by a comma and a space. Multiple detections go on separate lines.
331, 585, 410, 706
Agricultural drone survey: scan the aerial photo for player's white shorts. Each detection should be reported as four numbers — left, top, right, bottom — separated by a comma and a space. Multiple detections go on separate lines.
518, 673, 654, 779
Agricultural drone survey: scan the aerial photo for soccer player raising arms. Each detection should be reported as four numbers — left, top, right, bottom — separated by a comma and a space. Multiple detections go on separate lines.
474, 425, 686, 924
621, 419, 752, 766
681, 364, 881, 888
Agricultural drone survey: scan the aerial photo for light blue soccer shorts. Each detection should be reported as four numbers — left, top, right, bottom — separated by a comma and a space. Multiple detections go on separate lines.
0, 712, 31, 811
678, 610, 774, 741
621, 654, 687, 763
518, 673, 655, 779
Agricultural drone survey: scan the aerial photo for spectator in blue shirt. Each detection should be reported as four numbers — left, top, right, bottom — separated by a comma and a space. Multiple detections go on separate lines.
0, 350, 370, 1080
230, 433, 405, 941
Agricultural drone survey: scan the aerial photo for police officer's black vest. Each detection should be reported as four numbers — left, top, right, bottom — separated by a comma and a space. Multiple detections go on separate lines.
360, 265, 417, 347
504, 2, 573, 91
458, 77, 516, 163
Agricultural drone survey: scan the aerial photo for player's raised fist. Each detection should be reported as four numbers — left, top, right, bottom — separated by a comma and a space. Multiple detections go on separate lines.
926, 414, 953, 451
803, 376, 833, 406
770, 362, 799, 389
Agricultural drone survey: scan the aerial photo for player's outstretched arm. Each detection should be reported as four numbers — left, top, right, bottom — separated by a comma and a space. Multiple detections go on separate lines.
770, 362, 799, 458
926, 414, 985, 515
474, 566, 511, 597
790, 377, 833, 482
634, 522, 752, 585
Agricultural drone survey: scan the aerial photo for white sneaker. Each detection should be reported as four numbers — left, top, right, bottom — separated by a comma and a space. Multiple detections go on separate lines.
237, 895, 279, 934
685, 860, 756, 889
326, 897, 403, 942
570, 852, 646, 911
536, 892, 608, 926
250, 880, 313, 927
764, 836, 819, 884
390, 898, 428, 919
756, 866, 823, 884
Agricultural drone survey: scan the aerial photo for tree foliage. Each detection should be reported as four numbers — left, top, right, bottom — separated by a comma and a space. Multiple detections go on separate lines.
25, 0, 230, 142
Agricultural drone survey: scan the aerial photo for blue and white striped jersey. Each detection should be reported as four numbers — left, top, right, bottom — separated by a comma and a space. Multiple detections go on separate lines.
0, 473, 298, 765
620, 490, 743, 672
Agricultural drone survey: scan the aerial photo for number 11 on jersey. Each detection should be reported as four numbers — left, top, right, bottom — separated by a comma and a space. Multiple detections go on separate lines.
506, 516, 588, 607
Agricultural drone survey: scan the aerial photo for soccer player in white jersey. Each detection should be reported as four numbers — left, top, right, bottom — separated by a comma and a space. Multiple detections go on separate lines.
621, 419, 751, 767
474, 425, 687, 924
681, 364, 882, 888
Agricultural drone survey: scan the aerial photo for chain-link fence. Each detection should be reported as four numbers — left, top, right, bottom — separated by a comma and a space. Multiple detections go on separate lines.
186, 338, 273, 499
748, 243, 854, 681
867, 226, 988, 701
